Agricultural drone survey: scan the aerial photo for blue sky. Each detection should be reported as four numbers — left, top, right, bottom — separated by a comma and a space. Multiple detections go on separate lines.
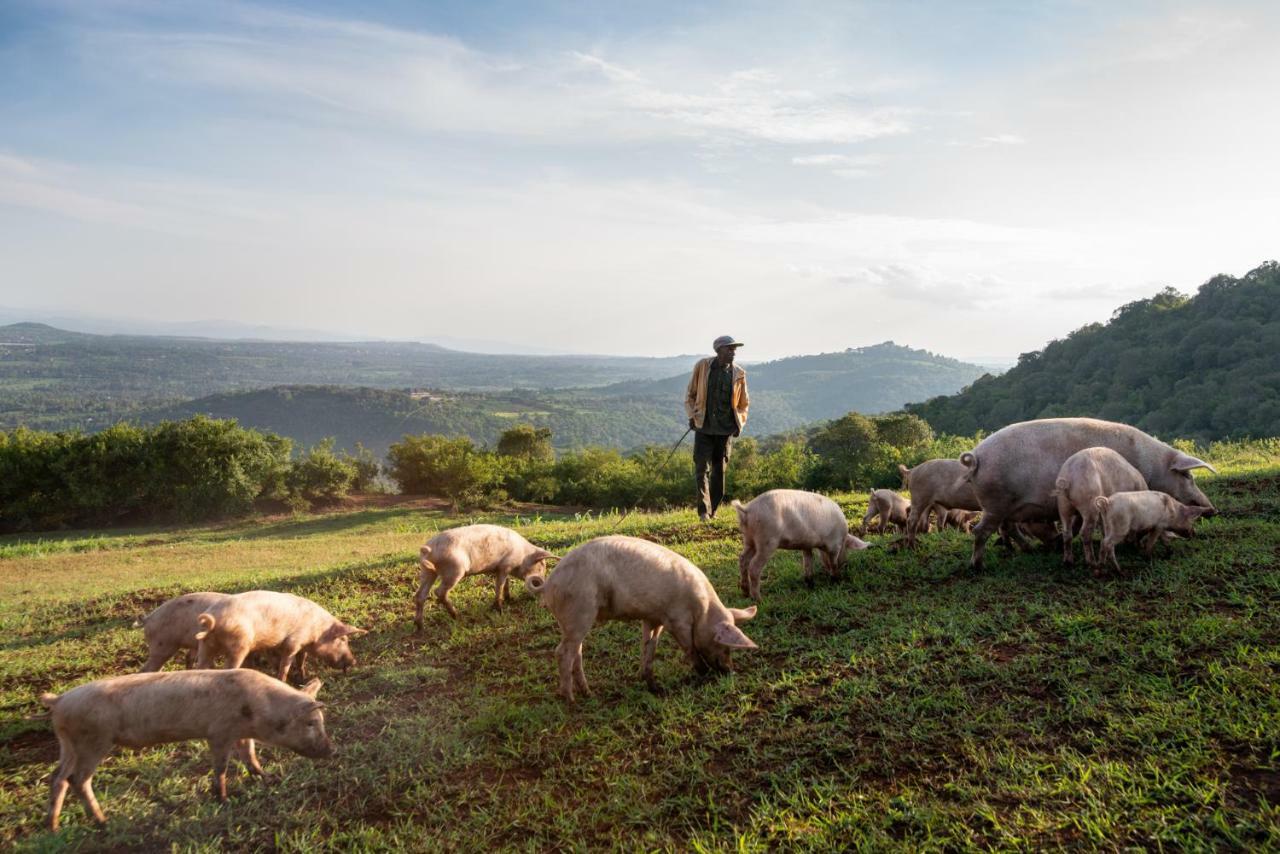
2, 0, 1278, 358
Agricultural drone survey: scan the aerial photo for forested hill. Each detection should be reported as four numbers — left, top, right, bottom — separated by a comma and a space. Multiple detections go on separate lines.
906, 262, 1280, 441
600, 342, 988, 424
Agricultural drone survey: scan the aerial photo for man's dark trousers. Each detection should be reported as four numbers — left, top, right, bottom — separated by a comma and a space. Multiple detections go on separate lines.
694, 431, 732, 519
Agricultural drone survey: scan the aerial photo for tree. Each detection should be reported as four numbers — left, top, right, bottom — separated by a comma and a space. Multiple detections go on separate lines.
497, 424, 554, 463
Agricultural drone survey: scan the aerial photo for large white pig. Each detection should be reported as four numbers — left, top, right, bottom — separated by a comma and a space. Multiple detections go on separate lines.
960, 418, 1215, 571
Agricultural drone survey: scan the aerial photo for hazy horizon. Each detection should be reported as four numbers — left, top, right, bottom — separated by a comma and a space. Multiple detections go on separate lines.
3, 1, 1277, 361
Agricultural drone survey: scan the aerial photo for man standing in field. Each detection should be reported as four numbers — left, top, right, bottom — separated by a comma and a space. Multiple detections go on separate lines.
685, 335, 750, 522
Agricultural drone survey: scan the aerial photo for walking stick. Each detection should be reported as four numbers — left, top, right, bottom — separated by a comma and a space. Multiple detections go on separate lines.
614, 427, 693, 527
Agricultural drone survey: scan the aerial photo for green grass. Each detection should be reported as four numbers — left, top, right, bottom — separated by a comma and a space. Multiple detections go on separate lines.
2, 466, 1280, 850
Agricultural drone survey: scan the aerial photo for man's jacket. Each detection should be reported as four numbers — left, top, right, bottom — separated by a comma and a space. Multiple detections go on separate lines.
685, 357, 749, 435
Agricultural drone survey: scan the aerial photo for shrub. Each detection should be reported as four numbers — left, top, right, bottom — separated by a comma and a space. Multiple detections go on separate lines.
287, 438, 357, 507
0, 417, 293, 532
386, 434, 506, 510
342, 443, 382, 492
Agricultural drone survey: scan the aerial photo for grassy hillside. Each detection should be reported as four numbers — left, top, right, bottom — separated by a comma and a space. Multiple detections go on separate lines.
2, 453, 1278, 848
906, 262, 1280, 440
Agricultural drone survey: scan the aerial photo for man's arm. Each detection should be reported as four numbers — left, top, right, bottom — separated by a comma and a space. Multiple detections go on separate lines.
685, 362, 701, 428
735, 371, 750, 430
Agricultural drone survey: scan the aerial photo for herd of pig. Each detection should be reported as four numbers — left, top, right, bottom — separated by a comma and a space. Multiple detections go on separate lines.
35, 417, 1219, 832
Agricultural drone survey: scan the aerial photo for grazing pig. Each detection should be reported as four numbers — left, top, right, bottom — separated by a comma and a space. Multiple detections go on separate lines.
135, 592, 230, 672
1094, 492, 1210, 573
413, 524, 557, 626
1053, 447, 1148, 567
731, 489, 869, 600
527, 536, 757, 702
859, 489, 911, 536
898, 461, 982, 547
41, 669, 331, 831
194, 591, 366, 682
960, 418, 1216, 571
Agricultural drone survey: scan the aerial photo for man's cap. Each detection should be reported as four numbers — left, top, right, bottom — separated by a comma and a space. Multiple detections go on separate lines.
713, 335, 744, 350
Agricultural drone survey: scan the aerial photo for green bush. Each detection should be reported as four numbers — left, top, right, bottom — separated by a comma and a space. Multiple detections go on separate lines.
0, 417, 293, 532
287, 438, 357, 507
386, 434, 506, 510
342, 442, 383, 492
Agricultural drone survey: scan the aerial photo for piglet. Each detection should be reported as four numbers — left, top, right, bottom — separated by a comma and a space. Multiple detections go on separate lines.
414, 524, 556, 626
1094, 491, 1210, 573
732, 489, 869, 600
195, 591, 366, 681
41, 669, 330, 831
135, 592, 230, 672
859, 488, 911, 536
528, 535, 757, 702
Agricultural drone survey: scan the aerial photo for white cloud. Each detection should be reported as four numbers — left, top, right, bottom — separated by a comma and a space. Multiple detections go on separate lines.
86, 13, 915, 148
835, 264, 1009, 308
979, 133, 1026, 146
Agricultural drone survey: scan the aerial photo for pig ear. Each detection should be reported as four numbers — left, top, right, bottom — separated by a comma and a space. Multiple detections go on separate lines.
1171, 453, 1217, 474
301, 678, 323, 699
713, 621, 757, 650
341, 625, 368, 637
845, 534, 870, 551
728, 605, 757, 623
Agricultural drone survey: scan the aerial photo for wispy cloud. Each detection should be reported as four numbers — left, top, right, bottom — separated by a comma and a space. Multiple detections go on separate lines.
980, 133, 1025, 146
80, 9, 916, 149
791, 152, 883, 178
834, 264, 1009, 309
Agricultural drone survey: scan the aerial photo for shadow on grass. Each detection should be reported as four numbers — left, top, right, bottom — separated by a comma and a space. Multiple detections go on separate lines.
0, 553, 411, 654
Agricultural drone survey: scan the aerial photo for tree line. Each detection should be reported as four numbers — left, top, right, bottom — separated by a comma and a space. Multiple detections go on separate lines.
906, 262, 1280, 441
0, 413, 964, 531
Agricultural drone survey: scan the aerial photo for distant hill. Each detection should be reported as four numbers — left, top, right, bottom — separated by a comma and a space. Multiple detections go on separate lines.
906, 262, 1280, 441
141, 385, 686, 455
135, 343, 989, 454
600, 342, 989, 426
0, 324, 696, 431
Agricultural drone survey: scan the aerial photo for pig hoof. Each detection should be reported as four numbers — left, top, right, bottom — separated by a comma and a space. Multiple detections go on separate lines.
803, 577, 815, 589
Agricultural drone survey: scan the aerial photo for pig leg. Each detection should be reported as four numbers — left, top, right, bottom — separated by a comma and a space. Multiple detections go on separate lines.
738, 539, 756, 597
820, 547, 840, 579
433, 565, 464, 619
1057, 493, 1076, 566
1141, 530, 1161, 558
666, 618, 702, 674
139, 643, 179, 673
235, 739, 266, 777
904, 505, 924, 547
208, 738, 237, 801
223, 638, 252, 671
183, 648, 196, 669
744, 539, 777, 601
859, 507, 875, 536
640, 621, 664, 689
276, 644, 303, 682
800, 550, 815, 588
572, 649, 590, 697
413, 565, 439, 631
492, 568, 510, 612
555, 637, 585, 702
970, 514, 1000, 571
554, 609, 593, 701
1079, 511, 1098, 566
47, 740, 75, 831
66, 741, 111, 826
